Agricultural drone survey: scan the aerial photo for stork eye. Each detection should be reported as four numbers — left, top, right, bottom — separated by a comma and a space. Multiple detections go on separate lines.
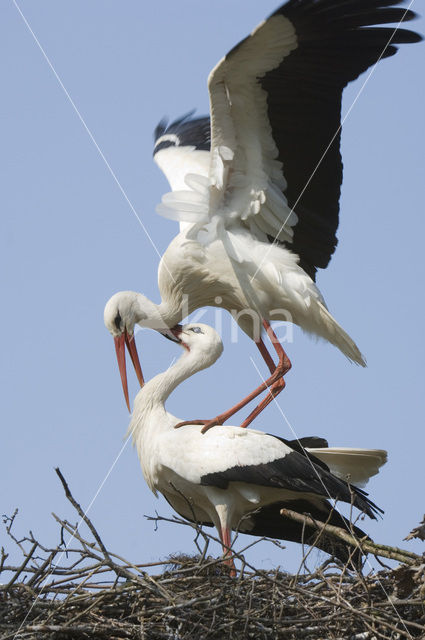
114, 312, 122, 331
189, 327, 203, 334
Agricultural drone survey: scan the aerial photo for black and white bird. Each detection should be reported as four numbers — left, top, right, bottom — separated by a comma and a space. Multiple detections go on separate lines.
106, 0, 421, 423
128, 322, 387, 573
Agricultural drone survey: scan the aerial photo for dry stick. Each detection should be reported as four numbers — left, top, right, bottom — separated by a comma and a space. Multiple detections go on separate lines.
2, 505, 423, 639
147, 512, 259, 573
63, 591, 110, 627
282, 590, 419, 639
283, 569, 422, 637
167, 482, 212, 561
52, 513, 176, 599
51, 513, 98, 551
291, 502, 341, 586
55, 468, 115, 563
34, 566, 106, 591
150, 512, 336, 604
26, 549, 58, 588
19, 623, 137, 639
51, 515, 105, 566
55, 468, 175, 603
280, 509, 420, 565
4, 509, 27, 554
5, 541, 38, 590
43, 564, 108, 625
54, 513, 170, 577
0, 547, 9, 572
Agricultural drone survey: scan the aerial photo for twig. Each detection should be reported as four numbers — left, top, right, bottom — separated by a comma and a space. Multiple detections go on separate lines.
2, 477, 424, 640
55, 468, 175, 603
5, 541, 38, 590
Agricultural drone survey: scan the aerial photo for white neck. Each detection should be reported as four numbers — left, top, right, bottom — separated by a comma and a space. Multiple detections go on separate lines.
157, 298, 183, 328
140, 350, 198, 405
127, 346, 208, 444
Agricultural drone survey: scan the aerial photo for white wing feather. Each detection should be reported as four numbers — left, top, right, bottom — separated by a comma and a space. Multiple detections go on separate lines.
307, 448, 388, 488
206, 14, 298, 239
156, 13, 299, 244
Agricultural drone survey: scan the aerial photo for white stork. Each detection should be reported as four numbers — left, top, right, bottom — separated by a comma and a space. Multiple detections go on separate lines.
128, 322, 387, 574
105, 0, 421, 424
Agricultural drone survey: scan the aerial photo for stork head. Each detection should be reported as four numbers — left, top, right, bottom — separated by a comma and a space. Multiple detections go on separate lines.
171, 323, 223, 371
104, 291, 176, 411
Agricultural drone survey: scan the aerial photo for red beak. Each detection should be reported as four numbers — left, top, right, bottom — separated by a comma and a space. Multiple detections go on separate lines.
125, 332, 144, 387
114, 330, 144, 412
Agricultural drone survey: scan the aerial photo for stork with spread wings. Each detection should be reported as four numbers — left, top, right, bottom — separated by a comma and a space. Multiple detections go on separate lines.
106, 0, 421, 428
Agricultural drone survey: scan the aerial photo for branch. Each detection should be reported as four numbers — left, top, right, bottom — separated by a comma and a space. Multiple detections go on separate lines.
280, 509, 421, 565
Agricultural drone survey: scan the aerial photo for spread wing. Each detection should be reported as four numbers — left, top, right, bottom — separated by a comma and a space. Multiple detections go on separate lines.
156, 0, 420, 278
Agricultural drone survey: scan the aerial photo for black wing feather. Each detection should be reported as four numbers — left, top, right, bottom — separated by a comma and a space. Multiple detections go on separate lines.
260, 0, 421, 278
153, 114, 210, 153
241, 498, 369, 565
267, 434, 330, 470
201, 450, 382, 519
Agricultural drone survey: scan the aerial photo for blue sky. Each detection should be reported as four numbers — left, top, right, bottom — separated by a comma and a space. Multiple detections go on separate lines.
1, 0, 424, 575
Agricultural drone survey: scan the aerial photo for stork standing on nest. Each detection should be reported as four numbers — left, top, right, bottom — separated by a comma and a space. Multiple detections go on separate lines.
127, 322, 387, 575
105, 0, 421, 426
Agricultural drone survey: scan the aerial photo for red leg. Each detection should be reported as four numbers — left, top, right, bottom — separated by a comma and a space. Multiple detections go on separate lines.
262, 319, 291, 369
174, 319, 291, 433
238, 319, 291, 428
256, 337, 276, 375
220, 526, 236, 577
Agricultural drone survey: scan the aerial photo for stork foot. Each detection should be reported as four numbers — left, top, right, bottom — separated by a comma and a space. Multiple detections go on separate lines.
174, 417, 226, 431
174, 414, 234, 433
174, 419, 211, 429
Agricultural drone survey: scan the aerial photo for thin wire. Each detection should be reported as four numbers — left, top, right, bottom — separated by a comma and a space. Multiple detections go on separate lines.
250, 0, 416, 283
249, 355, 413, 639
12, 0, 175, 282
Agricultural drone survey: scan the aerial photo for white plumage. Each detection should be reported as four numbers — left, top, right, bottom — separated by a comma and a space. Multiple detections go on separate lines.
105, 1, 420, 417
128, 322, 387, 573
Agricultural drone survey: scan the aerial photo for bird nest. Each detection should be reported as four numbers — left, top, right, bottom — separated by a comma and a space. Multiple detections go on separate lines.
1, 469, 424, 640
